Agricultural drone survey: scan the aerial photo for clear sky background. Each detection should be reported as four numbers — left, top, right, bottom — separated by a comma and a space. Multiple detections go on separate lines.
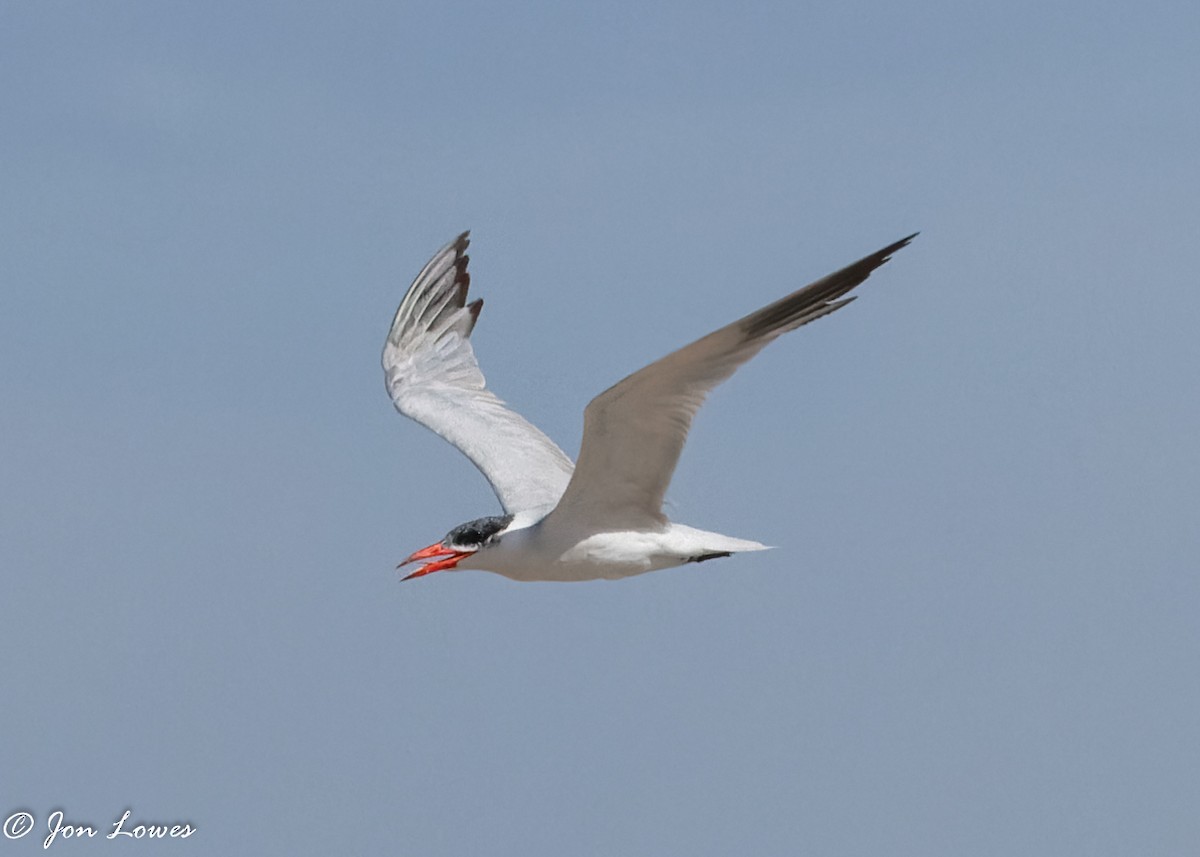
2, 2, 1197, 855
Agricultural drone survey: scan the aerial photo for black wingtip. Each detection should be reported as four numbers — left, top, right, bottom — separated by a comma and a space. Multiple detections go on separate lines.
739, 232, 917, 340
879, 232, 918, 260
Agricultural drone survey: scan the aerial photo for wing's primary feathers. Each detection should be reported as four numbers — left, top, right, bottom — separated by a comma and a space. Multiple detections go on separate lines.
545, 234, 917, 531
382, 232, 575, 515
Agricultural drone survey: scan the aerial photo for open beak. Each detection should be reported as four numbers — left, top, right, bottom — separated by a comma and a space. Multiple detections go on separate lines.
398, 543, 472, 581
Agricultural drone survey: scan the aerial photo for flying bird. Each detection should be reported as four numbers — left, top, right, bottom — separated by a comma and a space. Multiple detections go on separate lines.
384, 231, 915, 582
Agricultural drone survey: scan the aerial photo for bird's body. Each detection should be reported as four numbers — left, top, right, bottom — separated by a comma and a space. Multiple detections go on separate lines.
454, 521, 767, 582
383, 231, 914, 582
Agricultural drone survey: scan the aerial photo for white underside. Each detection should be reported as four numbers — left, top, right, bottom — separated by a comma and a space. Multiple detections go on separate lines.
454, 522, 770, 582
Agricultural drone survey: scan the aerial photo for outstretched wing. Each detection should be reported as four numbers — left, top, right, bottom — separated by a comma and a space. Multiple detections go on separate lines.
382, 232, 575, 515
544, 234, 917, 531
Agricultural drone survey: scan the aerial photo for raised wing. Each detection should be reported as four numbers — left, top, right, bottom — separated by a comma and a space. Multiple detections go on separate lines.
544, 234, 917, 531
382, 232, 575, 515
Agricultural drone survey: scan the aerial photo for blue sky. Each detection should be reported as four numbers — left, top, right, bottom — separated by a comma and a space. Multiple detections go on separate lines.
2, 2, 1197, 855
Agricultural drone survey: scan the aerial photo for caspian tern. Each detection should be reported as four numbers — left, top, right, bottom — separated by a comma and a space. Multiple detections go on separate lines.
385, 231, 915, 582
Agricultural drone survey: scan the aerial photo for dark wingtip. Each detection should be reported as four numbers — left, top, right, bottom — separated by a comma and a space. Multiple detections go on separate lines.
452, 254, 471, 307
878, 232, 918, 260
739, 233, 916, 340
453, 232, 472, 298
465, 298, 483, 333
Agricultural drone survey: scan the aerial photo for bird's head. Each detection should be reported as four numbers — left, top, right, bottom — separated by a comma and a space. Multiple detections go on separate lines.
398, 514, 514, 581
